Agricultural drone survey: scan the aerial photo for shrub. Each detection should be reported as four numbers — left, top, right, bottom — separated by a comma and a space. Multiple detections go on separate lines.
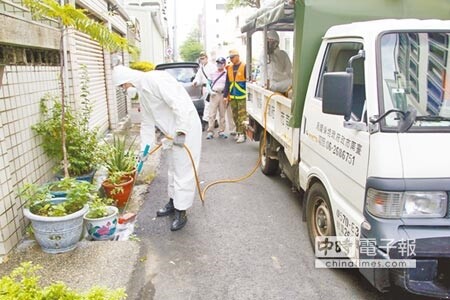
0, 262, 127, 299
129, 61, 155, 72
32, 82, 100, 177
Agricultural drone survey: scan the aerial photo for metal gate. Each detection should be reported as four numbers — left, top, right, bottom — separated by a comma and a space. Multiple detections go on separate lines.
74, 31, 109, 132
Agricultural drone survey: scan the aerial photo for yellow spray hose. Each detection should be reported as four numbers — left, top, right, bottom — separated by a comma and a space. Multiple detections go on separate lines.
148, 91, 283, 204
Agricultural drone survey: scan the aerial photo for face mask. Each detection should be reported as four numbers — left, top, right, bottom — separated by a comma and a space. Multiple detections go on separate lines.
127, 87, 138, 99
267, 40, 278, 54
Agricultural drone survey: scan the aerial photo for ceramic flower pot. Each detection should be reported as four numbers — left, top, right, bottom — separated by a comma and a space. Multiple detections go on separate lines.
55, 169, 97, 183
23, 198, 88, 254
83, 206, 119, 241
101, 176, 134, 208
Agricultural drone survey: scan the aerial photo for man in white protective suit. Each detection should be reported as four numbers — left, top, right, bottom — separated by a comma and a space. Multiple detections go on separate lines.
260, 30, 292, 94
112, 65, 202, 231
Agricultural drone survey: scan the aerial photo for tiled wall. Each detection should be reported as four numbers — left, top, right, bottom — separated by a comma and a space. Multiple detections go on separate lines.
0, 0, 133, 261
0, 65, 60, 260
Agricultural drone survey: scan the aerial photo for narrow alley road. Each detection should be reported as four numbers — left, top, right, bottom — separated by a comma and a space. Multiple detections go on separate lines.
128, 132, 419, 300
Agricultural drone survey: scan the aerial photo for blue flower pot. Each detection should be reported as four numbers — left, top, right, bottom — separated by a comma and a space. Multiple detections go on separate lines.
24, 198, 88, 254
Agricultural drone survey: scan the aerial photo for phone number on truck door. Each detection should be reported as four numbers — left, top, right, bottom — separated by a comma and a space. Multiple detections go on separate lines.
331, 144, 355, 166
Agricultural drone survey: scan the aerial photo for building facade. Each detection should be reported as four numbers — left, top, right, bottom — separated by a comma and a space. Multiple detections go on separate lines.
123, 0, 169, 64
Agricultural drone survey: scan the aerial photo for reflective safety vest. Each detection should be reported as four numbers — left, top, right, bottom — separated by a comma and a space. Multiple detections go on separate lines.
227, 63, 246, 100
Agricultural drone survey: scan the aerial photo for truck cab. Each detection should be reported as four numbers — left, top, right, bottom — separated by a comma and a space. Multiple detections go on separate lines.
242, 0, 450, 297
306, 20, 450, 297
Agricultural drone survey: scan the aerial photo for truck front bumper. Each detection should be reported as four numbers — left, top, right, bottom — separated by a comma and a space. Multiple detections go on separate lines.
360, 235, 450, 298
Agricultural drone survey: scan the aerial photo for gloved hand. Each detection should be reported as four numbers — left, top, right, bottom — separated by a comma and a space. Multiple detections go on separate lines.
161, 138, 173, 150
138, 151, 149, 162
173, 132, 186, 147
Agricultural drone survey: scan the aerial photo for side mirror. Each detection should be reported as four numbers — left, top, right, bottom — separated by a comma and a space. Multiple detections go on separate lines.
322, 72, 353, 121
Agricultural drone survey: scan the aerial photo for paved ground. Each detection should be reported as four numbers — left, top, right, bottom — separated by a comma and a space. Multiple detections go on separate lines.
128, 132, 385, 300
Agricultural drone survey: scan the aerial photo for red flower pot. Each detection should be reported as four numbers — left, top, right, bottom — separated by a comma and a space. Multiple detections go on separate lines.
101, 175, 134, 208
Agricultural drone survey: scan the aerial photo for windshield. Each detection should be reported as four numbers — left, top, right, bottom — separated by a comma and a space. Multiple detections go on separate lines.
379, 31, 450, 131
164, 67, 197, 83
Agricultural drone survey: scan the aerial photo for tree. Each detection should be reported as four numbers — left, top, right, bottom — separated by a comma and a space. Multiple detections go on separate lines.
179, 29, 204, 62
24, 0, 137, 178
225, 0, 261, 11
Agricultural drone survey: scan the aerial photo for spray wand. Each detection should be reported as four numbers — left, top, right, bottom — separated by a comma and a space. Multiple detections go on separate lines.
118, 143, 151, 224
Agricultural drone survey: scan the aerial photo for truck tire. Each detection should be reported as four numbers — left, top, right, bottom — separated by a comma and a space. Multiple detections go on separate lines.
306, 183, 336, 248
259, 131, 279, 176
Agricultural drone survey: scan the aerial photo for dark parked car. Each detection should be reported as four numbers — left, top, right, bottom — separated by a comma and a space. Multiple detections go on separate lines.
155, 62, 204, 120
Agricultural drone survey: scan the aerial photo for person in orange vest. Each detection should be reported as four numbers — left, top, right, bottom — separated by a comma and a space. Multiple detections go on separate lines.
223, 49, 247, 143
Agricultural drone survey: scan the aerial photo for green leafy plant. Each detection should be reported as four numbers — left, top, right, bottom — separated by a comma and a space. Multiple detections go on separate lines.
0, 261, 127, 299
17, 183, 51, 206
103, 172, 134, 196
18, 178, 95, 217
32, 87, 100, 177
179, 29, 204, 61
100, 135, 137, 176
85, 195, 115, 219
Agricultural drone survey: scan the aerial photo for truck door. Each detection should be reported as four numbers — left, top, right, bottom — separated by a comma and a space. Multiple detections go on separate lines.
302, 40, 370, 242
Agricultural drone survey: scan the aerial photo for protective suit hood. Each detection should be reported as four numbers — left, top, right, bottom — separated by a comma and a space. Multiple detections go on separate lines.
112, 65, 143, 87
267, 30, 279, 42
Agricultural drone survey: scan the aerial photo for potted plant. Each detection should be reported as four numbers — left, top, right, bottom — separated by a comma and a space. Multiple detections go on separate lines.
101, 171, 135, 209
83, 195, 118, 241
44, 176, 93, 198
31, 69, 100, 182
100, 135, 138, 178
99, 135, 137, 208
18, 178, 95, 253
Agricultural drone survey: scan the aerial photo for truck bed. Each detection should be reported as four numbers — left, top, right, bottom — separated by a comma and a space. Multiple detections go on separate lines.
246, 83, 299, 165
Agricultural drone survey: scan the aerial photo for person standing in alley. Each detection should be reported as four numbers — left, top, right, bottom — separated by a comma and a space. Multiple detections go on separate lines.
224, 49, 247, 143
112, 65, 202, 231
205, 57, 228, 139
193, 51, 216, 89
193, 51, 216, 128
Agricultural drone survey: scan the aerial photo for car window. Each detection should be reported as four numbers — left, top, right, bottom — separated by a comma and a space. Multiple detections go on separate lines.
165, 67, 196, 83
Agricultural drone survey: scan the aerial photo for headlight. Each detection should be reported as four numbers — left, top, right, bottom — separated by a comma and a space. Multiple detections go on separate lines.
366, 188, 448, 218
402, 192, 447, 218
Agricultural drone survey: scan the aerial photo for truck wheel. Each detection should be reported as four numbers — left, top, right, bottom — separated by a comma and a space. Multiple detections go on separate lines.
306, 183, 336, 248
259, 131, 279, 176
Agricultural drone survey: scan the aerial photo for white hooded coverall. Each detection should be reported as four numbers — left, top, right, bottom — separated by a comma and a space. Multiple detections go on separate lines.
259, 31, 292, 93
112, 66, 202, 210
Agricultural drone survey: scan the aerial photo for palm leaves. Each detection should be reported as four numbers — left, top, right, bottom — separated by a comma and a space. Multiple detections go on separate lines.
24, 0, 137, 55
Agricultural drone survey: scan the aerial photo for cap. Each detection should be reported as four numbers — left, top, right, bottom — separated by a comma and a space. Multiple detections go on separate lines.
267, 30, 279, 42
228, 49, 239, 57
216, 57, 226, 64
199, 51, 207, 58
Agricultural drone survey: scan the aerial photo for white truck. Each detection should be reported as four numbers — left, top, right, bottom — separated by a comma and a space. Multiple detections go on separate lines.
242, 0, 450, 297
